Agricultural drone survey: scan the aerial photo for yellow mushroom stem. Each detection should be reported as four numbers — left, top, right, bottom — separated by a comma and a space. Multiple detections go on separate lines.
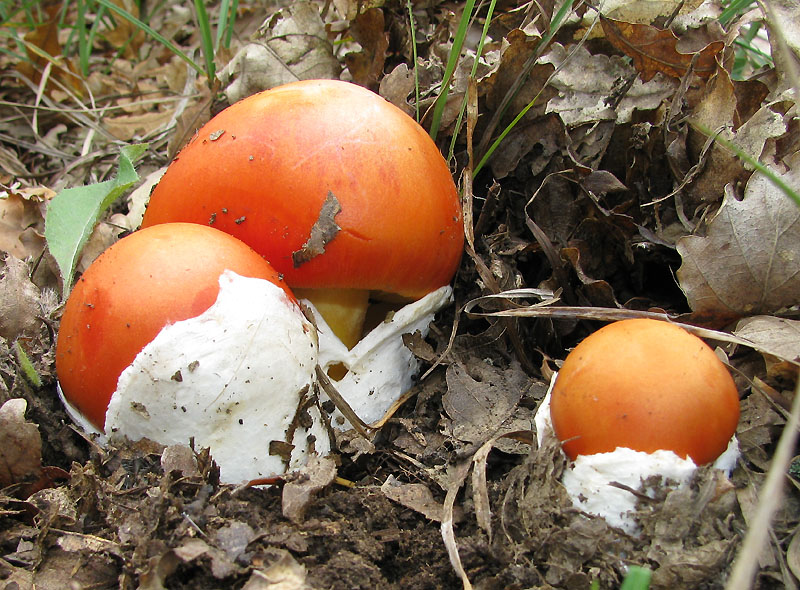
293, 287, 370, 351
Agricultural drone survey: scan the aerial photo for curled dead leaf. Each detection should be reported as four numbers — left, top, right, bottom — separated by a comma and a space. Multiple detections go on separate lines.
600, 16, 723, 81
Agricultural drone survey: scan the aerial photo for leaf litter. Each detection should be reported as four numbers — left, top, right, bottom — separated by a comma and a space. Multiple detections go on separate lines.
0, 0, 799, 588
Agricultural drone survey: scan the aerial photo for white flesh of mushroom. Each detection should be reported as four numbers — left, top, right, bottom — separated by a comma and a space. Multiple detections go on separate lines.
105, 271, 324, 483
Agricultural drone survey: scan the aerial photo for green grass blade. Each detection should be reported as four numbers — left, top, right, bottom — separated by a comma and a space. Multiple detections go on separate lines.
429, 0, 476, 140
94, 0, 205, 77
620, 566, 652, 590
75, 0, 91, 76
406, 0, 420, 122
719, 0, 756, 26
193, 0, 216, 81
448, 0, 497, 162
215, 0, 236, 51
473, 85, 541, 176
14, 341, 42, 388
474, 0, 576, 170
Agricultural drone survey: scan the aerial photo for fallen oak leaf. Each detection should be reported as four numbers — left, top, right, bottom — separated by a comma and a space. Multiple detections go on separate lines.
676, 165, 800, 319
600, 16, 723, 81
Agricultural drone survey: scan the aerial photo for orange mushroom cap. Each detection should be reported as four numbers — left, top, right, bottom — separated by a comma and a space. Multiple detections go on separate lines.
56, 223, 293, 430
549, 318, 740, 465
140, 79, 463, 300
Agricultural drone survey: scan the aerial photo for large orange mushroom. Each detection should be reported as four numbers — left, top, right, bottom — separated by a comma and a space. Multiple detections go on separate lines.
549, 318, 740, 465
141, 79, 463, 349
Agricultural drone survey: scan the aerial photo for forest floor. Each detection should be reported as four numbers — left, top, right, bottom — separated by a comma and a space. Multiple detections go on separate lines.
1, 1, 799, 589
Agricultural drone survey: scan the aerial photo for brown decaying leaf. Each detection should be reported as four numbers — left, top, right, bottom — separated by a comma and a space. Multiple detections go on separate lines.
0, 398, 42, 489
16, 12, 83, 97
219, 2, 341, 104
344, 8, 389, 89
103, 0, 145, 58
381, 475, 451, 522
292, 191, 342, 268
281, 455, 337, 523
676, 165, 800, 319
600, 16, 723, 81
0, 188, 51, 260
0, 255, 41, 341
442, 360, 525, 444
735, 316, 800, 364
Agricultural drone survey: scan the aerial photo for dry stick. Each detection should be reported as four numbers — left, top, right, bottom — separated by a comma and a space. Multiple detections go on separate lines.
725, 378, 800, 590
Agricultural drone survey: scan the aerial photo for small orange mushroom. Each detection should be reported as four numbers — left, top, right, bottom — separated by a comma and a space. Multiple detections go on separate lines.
141, 79, 463, 349
56, 223, 294, 430
549, 318, 740, 465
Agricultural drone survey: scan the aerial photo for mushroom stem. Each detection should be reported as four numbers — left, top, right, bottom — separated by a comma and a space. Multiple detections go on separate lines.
294, 287, 370, 350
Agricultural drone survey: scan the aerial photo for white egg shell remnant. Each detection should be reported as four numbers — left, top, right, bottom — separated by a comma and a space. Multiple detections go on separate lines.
535, 377, 739, 534
310, 286, 453, 428
105, 271, 327, 484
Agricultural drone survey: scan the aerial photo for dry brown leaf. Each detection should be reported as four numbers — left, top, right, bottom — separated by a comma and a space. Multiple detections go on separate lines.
0, 255, 41, 340
788, 530, 800, 582
215, 521, 257, 564
601, 0, 709, 24
676, 165, 800, 319
0, 187, 50, 260
103, 0, 145, 58
379, 63, 417, 115
442, 360, 525, 444
219, 2, 340, 104
344, 8, 389, 89
16, 14, 83, 97
687, 68, 786, 204
32, 546, 119, 589
381, 475, 450, 522
735, 316, 800, 364
242, 550, 311, 589
281, 455, 337, 523
0, 398, 42, 489
600, 16, 723, 81
103, 110, 176, 141
542, 43, 676, 126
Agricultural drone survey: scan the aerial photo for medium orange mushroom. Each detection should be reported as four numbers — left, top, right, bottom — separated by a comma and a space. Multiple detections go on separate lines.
56, 223, 297, 431
141, 79, 463, 349
549, 318, 740, 465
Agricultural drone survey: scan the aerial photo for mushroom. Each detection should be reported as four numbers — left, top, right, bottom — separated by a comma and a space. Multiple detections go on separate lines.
56, 223, 324, 482
540, 318, 740, 531
140, 79, 463, 351
549, 318, 740, 465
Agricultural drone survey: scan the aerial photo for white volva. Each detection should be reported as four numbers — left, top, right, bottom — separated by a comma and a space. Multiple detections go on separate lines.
105, 271, 326, 483
310, 286, 453, 427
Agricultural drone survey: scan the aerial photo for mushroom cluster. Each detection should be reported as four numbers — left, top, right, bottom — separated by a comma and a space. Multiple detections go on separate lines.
56, 80, 463, 483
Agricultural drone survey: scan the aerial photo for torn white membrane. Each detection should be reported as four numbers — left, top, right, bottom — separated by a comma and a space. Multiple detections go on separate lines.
308, 285, 453, 428
535, 378, 740, 534
105, 271, 325, 484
